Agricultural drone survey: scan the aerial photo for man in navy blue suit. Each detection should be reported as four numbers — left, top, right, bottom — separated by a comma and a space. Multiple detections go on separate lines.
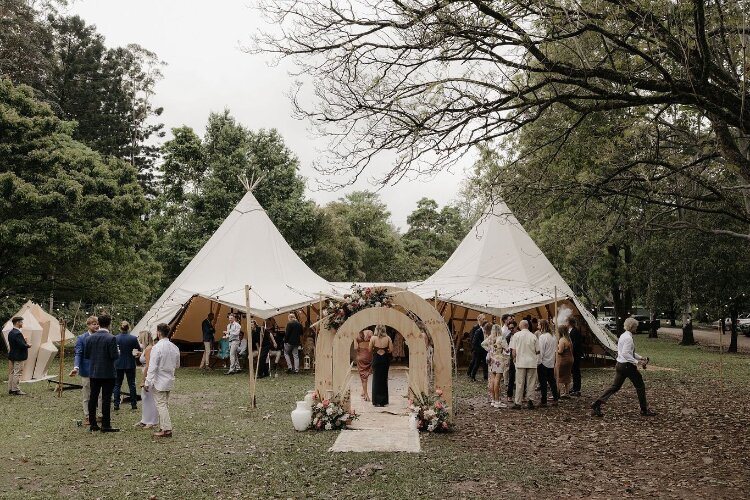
70, 316, 102, 425
113, 321, 140, 410
84, 313, 120, 432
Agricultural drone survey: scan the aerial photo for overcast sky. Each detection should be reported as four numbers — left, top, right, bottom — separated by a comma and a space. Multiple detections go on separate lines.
66, 0, 475, 230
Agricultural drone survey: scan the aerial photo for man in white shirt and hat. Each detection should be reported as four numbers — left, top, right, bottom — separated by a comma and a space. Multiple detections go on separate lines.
145, 323, 181, 437
510, 320, 539, 409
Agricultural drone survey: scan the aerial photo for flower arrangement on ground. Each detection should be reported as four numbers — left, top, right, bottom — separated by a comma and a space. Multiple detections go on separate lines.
310, 392, 359, 430
408, 388, 453, 433
324, 284, 392, 331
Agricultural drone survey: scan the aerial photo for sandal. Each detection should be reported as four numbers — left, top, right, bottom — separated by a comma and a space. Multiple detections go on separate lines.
134, 422, 147, 428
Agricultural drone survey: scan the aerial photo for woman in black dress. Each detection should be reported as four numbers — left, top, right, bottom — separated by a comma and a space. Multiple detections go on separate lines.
369, 325, 393, 407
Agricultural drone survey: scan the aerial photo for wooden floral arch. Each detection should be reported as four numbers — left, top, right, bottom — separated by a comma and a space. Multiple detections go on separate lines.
315, 288, 453, 414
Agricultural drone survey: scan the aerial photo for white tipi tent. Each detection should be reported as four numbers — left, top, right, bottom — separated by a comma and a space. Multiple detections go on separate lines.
132, 191, 340, 342
410, 200, 618, 354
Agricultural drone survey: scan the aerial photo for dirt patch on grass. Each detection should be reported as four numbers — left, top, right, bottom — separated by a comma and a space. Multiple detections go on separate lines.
451, 375, 749, 499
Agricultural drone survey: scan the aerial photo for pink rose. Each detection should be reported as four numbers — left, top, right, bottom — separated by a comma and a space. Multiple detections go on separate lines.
435, 401, 443, 410
323, 399, 330, 407
442, 421, 449, 429
435, 389, 443, 397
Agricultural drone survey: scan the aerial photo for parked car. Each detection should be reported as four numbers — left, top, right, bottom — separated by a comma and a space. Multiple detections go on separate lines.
597, 316, 616, 332
632, 315, 660, 333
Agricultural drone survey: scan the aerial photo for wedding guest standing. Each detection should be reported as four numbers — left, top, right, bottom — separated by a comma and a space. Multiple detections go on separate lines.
145, 323, 180, 438
356, 329, 373, 401
258, 324, 277, 378
505, 320, 518, 401
537, 320, 559, 406
113, 321, 140, 411
482, 324, 508, 408
283, 313, 303, 374
468, 314, 488, 381
70, 316, 101, 424
369, 325, 393, 407
392, 332, 406, 362
7, 316, 29, 396
134, 332, 159, 429
568, 317, 584, 396
556, 326, 574, 398
200, 312, 215, 370
591, 317, 656, 417
223, 314, 241, 374
511, 320, 538, 409
84, 313, 120, 432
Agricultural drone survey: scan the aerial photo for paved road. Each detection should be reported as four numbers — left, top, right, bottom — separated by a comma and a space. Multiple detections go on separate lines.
657, 326, 750, 352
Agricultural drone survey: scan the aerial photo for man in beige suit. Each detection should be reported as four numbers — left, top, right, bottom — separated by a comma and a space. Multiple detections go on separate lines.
510, 320, 539, 409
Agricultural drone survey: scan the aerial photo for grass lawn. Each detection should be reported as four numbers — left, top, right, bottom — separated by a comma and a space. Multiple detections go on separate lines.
1, 336, 748, 499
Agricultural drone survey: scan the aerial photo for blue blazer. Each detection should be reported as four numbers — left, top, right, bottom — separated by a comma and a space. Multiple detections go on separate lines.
84, 330, 119, 379
73, 332, 92, 377
114, 333, 140, 370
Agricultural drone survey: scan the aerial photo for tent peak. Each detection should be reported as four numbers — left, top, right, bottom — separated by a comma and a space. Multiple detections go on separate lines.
238, 172, 266, 193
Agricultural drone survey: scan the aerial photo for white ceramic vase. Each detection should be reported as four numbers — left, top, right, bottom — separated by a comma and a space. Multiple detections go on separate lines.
291, 401, 312, 431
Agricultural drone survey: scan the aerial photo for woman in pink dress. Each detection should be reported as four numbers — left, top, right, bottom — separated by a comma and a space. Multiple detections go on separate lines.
355, 329, 373, 401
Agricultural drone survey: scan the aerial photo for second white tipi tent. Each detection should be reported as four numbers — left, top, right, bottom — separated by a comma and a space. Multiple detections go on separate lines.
410, 200, 618, 354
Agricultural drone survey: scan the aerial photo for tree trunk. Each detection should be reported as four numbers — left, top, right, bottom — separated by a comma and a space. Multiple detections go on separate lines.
720, 317, 726, 335
607, 244, 631, 336
729, 309, 739, 353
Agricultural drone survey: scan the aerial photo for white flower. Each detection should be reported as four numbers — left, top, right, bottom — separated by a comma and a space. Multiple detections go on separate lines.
325, 423, 332, 430
375, 302, 381, 307
345, 296, 352, 303
358, 298, 365, 305
326, 407, 334, 416
352, 293, 360, 300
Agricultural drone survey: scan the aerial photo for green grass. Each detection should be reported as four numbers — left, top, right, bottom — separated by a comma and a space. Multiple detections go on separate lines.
0, 336, 747, 499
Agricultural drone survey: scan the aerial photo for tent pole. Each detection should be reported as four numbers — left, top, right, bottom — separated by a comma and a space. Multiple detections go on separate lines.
245, 285, 257, 409
57, 318, 66, 397
554, 286, 558, 328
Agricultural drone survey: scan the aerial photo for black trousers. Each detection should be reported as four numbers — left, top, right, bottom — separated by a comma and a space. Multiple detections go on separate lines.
114, 368, 137, 408
538, 365, 559, 403
506, 359, 516, 397
89, 377, 115, 429
258, 345, 271, 377
572, 357, 582, 393
468, 350, 487, 380
596, 362, 648, 411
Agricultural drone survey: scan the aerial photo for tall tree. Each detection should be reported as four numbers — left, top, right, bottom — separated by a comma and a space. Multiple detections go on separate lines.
0, 79, 161, 320
258, 0, 750, 239
152, 113, 318, 287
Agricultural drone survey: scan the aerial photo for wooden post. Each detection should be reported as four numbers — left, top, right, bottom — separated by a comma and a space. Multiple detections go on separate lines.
554, 286, 558, 327
57, 318, 66, 397
245, 285, 257, 409
718, 320, 724, 389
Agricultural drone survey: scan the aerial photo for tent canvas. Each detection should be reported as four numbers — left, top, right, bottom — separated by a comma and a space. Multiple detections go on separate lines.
133, 191, 340, 342
409, 200, 618, 355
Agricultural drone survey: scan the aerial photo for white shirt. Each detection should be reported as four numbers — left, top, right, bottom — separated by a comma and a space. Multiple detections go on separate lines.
616, 331, 642, 365
238, 338, 248, 355
537, 332, 557, 368
226, 321, 241, 342
145, 338, 180, 392
501, 324, 510, 341
510, 329, 538, 368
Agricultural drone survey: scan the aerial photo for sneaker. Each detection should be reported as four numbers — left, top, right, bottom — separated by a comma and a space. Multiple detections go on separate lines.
640, 408, 656, 417
591, 403, 604, 417
511, 403, 522, 410
494, 401, 507, 408
153, 430, 173, 438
